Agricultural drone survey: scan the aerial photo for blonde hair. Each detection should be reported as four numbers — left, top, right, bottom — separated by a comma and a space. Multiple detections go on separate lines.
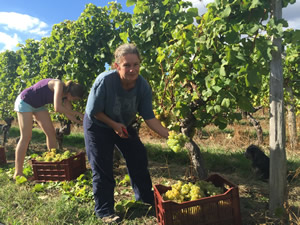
112, 43, 141, 68
63, 81, 84, 98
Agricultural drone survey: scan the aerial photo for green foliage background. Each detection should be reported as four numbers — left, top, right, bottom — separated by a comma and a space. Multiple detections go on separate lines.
0, 0, 299, 132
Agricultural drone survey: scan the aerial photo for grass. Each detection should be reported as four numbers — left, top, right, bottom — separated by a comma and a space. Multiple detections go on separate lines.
145, 143, 190, 165
202, 147, 252, 176
0, 172, 99, 224
1, 119, 300, 225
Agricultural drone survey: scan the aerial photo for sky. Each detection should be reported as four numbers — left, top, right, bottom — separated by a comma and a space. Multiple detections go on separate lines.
1, 0, 300, 52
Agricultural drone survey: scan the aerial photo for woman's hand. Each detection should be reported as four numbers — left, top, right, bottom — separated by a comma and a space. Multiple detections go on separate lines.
65, 112, 83, 125
113, 122, 129, 139
75, 112, 84, 121
145, 117, 169, 138
51, 80, 84, 123
74, 112, 84, 125
94, 112, 129, 138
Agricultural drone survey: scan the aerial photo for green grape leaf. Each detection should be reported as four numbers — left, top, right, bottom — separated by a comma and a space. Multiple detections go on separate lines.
126, 0, 136, 7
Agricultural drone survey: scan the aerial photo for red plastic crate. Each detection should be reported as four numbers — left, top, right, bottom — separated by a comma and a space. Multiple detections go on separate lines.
0, 146, 7, 164
31, 152, 86, 182
154, 174, 242, 225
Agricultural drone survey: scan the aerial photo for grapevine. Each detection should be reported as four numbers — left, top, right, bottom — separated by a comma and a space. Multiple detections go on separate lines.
167, 131, 189, 153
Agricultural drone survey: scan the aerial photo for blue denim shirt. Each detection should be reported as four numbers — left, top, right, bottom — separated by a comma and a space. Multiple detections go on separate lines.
85, 70, 155, 128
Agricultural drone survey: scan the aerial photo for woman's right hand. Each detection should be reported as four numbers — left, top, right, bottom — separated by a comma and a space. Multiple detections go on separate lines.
93, 112, 129, 138
113, 123, 129, 139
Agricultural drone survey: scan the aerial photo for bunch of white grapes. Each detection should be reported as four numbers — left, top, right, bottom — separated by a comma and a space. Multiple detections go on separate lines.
163, 180, 223, 203
167, 131, 189, 153
34, 148, 75, 162
195, 180, 224, 197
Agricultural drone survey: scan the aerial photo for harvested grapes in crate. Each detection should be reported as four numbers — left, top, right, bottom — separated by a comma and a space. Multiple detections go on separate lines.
31, 148, 86, 182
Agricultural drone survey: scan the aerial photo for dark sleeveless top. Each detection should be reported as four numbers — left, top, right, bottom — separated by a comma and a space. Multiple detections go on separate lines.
20, 78, 54, 108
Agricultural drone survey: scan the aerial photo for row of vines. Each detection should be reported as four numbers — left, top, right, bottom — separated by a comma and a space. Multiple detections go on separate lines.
0, 0, 299, 129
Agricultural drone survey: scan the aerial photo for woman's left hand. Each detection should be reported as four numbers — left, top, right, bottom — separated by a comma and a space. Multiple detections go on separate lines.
75, 112, 84, 120
65, 112, 83, 125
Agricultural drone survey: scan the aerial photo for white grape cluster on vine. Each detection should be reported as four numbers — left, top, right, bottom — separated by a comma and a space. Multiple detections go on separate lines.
163, 180, 223, 203
34, 148, 75, 162
167, 131, 189, 153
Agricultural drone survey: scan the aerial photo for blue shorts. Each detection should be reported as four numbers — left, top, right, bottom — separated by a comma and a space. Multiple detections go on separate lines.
14, 95, 47, 113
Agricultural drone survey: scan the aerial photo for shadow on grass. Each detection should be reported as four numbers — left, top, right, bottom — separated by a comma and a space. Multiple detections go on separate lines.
117, 202, 156, 222
6, 127, 46, 143
63, 133, 85, 148
146, 143, 190, 166
7, 127, 85, 148
5, 127, 20, 138
146, 143, 252, 177
5, 127, 300, 184
146, 143, 300, 184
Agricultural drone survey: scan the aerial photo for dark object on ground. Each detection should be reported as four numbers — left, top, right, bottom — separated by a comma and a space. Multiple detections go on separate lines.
245, 144, 269, 179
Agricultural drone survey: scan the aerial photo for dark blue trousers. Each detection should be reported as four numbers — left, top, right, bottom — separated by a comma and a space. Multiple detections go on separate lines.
83, 114, 154, 218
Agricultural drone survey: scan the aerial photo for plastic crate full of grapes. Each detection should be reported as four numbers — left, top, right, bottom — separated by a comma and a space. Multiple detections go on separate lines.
153, 174, 242, 225
31, 151, 86, 182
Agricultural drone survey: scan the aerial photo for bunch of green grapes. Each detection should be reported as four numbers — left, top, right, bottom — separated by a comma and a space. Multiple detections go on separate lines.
164, 180, 184, 202
164, 187, 184, 203
195, 180, 223, 197
189, 185, 205, 201
167, 131, 189, 153
34, 148, 75, 162
163, 180, 203, 203
163, 180, 223, 203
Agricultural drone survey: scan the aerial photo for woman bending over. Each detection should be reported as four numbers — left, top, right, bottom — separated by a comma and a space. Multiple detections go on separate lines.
14, 78, 84, 179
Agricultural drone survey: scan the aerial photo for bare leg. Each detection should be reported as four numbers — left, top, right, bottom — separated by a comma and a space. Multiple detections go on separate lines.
14, 112, 33, 179
34, 111, 56, 150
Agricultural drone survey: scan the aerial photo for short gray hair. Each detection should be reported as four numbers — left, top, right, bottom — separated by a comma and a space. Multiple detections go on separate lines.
114, 43, 141, 64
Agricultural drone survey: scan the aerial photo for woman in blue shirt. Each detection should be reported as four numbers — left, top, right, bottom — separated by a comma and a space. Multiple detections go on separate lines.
84, 43, 169, 223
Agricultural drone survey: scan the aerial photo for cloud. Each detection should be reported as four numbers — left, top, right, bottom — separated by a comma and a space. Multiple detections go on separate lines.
0, 12, 49, 35
285, 16, 300, 30
188, 0, 213, 15
283, 1, 300, 30
0, 12, 50, 51
0, 32, 20, 51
